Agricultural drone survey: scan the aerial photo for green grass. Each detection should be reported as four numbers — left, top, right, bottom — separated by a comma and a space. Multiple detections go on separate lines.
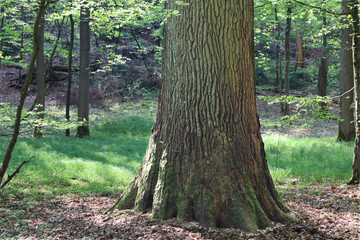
0, 101, 156, 199
0, 99, 355, 200
263, 134, 353, 185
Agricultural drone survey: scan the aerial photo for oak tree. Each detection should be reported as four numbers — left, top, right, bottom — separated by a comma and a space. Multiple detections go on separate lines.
114, 0, 292, 231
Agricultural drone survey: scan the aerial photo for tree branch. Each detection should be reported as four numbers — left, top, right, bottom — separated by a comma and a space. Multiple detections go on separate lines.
0, 156, 35, 189
293, 0, 348, 15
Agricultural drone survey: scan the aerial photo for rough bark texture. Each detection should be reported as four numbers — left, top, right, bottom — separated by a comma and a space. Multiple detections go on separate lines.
283, 4, 292, 115
115, 0, 292, 231
76, 6, 90, 138
338, 0, 355, 142
33, 15, 45, 138
349, 0, 360, 184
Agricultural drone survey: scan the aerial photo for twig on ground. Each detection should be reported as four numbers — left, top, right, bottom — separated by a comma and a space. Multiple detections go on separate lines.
0, 156, 35, 189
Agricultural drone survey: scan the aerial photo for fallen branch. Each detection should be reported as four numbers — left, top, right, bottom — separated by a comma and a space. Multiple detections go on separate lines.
0, 156, 35, 189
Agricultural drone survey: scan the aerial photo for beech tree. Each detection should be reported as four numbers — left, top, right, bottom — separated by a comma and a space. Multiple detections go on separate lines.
113, 0, 292, 231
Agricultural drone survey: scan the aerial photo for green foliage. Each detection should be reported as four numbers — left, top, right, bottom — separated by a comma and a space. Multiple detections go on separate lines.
259, 95, 339, 129
0, 103, 83, 136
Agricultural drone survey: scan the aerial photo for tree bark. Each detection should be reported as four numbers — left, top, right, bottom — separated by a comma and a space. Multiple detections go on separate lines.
338, 0, 355, 141
349, 0, 360, 184
283, 4, 292, 115
33, 15, 45, 137
114, 0, 292, 231
76, 5, 90, 137
66, 13, 74, 137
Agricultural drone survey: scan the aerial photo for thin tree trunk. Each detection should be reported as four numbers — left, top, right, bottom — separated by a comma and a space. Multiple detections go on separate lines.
33, 15, 45, 137
66, 13, 74, 136
318, 8, 328, 109
283, 4, 292, 115
349, 0, 360, 184
0, 0, 48, 185
45, 16, 65, 81
0, 5, 5, 67
76, 5, 90, 137
275, 7, 281, 93
338, 0, 355, 141
113, 0, 292, 231
296, 28, 305, 68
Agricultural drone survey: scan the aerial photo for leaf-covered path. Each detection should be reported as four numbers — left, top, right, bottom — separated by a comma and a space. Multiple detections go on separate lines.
1, 184, 359, 239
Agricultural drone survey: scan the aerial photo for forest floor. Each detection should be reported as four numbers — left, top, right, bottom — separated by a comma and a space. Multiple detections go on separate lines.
1, 184, 359, 239
1, 67, 360, 239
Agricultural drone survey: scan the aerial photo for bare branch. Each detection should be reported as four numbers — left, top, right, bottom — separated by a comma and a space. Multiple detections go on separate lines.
0, 156, 35, 189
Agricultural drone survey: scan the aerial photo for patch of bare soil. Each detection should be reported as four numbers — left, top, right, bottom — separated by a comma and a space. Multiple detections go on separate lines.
1, 184, 359, 239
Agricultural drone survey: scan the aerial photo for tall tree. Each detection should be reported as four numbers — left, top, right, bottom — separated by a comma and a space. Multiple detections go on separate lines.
338, 0, 355, 141
66, 13, 75, 137
33, 13, 45, 137
283, 2, 292, 115
113, 0, 292, 231
349, 0, 360, 184
275, 6, 282, 93
318, 2, 329, 108
76, 4, 90, 137
0, 0, 51, 185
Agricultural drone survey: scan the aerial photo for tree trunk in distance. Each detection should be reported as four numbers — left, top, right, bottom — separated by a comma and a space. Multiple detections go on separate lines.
283, 4, 292, 115
275, 7, 282, 93
296, 28, 305, 68
0, 0, 48, 185
33, 15, 45, 137
318, 10, 328, 109
114, 0, 293, 231
76, 5, 90, 138
0, 5, 5, 67
349, 0, 360, 184
66, 13, 74, 137
338, 0, 355, 141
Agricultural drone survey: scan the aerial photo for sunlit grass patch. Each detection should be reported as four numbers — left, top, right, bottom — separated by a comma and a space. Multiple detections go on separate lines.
263, 134, 353, 184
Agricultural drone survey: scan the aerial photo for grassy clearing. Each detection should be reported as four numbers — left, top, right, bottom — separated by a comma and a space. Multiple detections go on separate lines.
0, 99, 354, 201
0, 101, 156, 199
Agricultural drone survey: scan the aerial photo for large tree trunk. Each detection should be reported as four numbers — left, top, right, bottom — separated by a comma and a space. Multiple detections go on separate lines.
76, 5, 90, 137
338, 0, 355, 141
349, 0, 360, 184
33, 15, 45, 137
114, 0, 292, 231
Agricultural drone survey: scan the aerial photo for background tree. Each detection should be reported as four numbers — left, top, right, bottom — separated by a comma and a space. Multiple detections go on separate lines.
33, 12, 45, 137
338, 0, 355, 141
349, 0, 360, 184
113, 0, 292, 230
76, 3, 90, 137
